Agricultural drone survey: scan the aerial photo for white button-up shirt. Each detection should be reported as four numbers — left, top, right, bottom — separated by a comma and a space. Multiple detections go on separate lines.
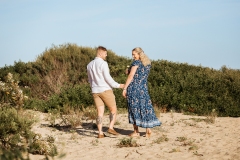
87, 57, 120, 93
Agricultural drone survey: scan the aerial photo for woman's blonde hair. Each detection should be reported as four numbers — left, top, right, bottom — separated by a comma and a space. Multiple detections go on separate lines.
132, 47, 151, 66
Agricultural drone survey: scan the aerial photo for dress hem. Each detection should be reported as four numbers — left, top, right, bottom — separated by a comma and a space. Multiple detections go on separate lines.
129, 122, 161, 128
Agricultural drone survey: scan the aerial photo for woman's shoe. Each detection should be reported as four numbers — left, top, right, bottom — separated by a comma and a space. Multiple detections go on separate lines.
128, 132, 140, 137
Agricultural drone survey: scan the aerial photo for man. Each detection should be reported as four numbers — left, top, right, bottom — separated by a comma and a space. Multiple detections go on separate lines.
87, 46, 124, 138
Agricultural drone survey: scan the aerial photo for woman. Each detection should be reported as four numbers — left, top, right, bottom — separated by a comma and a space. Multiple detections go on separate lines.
122, 47, 161, 138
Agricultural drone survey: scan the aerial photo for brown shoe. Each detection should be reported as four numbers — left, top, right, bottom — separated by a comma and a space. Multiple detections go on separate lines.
98, 133, 106, 138
107, 128, 119, 135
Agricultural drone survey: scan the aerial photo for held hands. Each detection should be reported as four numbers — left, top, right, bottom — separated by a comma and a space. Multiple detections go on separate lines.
119, 84, 125, 89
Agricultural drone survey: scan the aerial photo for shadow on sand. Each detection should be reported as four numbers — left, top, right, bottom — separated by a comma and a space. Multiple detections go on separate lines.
41, 121, 142, 138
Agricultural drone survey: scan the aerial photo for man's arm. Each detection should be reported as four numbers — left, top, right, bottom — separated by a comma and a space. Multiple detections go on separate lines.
87, 68, 92, 85
102, 62, 123, 88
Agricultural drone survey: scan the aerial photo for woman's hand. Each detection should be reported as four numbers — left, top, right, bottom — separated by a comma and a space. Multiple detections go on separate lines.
122, 90, 127, 98
125, 66, 130, 75
125, 68, 129, 75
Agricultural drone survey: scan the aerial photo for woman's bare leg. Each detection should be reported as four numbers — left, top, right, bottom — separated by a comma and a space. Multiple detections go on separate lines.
133, 124, 139, 133
146, 128, 152, 138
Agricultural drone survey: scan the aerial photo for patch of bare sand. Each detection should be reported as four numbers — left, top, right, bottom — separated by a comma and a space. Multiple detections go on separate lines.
29, 111, 240, 160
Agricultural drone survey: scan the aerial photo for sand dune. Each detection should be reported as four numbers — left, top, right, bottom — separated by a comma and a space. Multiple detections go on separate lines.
29, 111, 240, 160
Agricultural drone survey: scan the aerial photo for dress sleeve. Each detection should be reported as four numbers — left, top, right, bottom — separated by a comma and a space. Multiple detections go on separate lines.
131, 60, 141, 67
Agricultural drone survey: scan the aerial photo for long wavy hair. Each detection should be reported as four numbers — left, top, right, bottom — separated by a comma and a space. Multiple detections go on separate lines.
132, 47, 151, 66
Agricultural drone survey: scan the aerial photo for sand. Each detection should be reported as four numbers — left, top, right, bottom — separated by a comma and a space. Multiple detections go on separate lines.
29, 111, 240, 160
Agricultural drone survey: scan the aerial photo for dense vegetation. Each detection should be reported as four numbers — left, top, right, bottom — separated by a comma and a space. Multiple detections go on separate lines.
0, 43, 240, 117
0, 73, 57, 159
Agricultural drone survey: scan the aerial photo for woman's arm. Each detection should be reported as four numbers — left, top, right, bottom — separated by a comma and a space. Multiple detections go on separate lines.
122, 66, 138, 98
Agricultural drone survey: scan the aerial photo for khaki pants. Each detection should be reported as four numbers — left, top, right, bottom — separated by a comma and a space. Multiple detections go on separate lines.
92, 90, 116, 107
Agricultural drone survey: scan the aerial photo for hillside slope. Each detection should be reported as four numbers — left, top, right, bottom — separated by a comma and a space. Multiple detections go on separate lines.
0, 43, 239, 116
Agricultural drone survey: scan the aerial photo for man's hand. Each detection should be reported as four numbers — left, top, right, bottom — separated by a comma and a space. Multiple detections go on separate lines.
119, 84, 125, 89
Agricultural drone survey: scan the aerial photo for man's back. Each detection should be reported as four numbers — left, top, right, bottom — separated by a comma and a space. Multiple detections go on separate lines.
87, 57, 119, 93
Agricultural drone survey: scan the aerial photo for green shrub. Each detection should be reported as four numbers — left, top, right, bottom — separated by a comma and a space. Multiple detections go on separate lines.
117, 137, 140, 147
29, 134, 57, 157
43, 84, 94, 112
0, 74, 58, 159
148, 60, 240, 117
0, 107, 34, 159
0, 44, 239, 117
24, 98, 47, 112
0, 73, 28, 109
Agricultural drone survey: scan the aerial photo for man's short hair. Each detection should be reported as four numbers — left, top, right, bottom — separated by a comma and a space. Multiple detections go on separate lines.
97, 46, 107, 52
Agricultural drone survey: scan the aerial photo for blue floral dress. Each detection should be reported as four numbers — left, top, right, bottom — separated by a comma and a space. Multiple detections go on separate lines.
127, 60, 161, 128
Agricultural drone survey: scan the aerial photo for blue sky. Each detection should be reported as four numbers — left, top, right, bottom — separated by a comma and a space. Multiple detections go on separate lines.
0, 0, 240, 69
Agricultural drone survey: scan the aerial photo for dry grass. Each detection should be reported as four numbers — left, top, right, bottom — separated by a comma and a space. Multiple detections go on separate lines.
169, 148, 181, 153
152, 134, 169, 144
176, 136, 188, 142
153, 105, 161, 118
81, 106, 97, 120
189, 118, 205, 122
22, 109, 40, 123
176, 136, 199, 151
114, 120, 121, 125
189, 144, 199, 151
91, 139, 100, 146
189, 109, 217, 124
47, 109, 60, 127
60, 110, 82, 128
29, 134, 58, 156
117, 108, 128, 114
205, 109, 217, 124
117, 137, 140, 148
47, 107, 82, 129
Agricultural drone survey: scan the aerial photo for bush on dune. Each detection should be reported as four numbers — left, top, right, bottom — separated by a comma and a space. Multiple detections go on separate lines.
0, 43, 239, 117
0, 74, 58, 159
